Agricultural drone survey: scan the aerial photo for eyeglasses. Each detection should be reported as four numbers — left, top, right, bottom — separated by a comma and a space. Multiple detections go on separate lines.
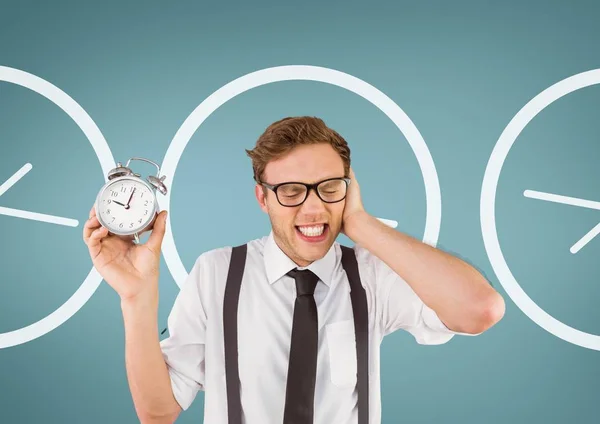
261, 177, 351, 207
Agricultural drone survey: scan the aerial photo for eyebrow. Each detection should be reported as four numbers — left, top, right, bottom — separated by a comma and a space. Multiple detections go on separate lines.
274, 175, 346, 185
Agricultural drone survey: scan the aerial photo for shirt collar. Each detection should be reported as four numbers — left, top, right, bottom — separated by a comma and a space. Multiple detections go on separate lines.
263, 231, 337, 287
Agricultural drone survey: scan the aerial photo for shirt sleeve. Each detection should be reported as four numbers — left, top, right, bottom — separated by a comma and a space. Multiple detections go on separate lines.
354, 244, 481, 345
159, 254, 208, 411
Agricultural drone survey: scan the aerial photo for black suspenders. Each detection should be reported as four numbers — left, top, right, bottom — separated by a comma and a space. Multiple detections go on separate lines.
340, 245, 370, 424
223, 243, 247, 424
222, 243, 369, 424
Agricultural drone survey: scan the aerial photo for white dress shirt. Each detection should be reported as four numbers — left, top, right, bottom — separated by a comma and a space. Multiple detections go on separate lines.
159, 231, 477, 424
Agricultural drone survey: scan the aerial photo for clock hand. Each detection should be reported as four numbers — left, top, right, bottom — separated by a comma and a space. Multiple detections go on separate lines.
0, 206, 78, 227
0, 163, 32, 197
0, 163, 78, 227
376, 217, 398, 228
524, 189, 600, 254
125, 188, 136, 209
523, 189, 600, 211
570, 222, 600, 254
112, 200, 125, 207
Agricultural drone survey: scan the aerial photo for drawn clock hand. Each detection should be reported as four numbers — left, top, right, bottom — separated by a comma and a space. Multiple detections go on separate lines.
0, 163, 79, 227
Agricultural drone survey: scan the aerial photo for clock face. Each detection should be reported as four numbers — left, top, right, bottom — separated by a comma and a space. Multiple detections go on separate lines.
481, 69, 600, 351
97, 178, 156, 235
0, 65, 116, 349
158, 65, 440, 289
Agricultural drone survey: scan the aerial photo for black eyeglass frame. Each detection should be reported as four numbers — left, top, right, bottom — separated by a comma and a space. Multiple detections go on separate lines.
260, 177, 351, 207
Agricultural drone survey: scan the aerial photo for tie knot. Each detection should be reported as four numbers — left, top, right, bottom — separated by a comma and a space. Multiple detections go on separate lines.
287, 268, 319, 296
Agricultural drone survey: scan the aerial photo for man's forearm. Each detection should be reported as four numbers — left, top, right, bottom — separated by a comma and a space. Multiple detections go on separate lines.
121, 293, 181, 423
344, 210, 505, 334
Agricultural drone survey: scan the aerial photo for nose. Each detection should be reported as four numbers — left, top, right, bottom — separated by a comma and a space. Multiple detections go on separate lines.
300, 187, 326, 214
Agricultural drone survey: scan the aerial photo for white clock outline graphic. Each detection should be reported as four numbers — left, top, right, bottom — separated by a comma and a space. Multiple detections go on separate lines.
158, 65, 443, 289
0, 66, 115, 349
481, 69, 600, 351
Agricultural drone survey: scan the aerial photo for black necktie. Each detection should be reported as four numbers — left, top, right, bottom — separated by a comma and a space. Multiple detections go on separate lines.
283, 268, 320, 424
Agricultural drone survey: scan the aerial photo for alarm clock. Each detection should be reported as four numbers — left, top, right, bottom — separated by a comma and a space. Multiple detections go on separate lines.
94, 157, 168, 244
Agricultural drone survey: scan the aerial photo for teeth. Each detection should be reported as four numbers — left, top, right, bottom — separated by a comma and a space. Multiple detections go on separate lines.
298, 225, 325, 237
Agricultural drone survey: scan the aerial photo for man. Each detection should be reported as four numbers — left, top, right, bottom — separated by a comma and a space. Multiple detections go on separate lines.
83, 116, 505, 424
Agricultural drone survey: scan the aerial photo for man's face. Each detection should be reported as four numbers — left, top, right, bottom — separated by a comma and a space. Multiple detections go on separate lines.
255, 143, 346, 267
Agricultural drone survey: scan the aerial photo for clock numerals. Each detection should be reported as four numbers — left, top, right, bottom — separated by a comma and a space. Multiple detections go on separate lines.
100, 181, 154, 232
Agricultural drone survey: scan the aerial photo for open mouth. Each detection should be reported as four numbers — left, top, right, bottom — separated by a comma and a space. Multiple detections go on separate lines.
295, 223, 329, 242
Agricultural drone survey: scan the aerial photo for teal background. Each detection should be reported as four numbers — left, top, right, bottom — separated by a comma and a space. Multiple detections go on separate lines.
1, 0, 600, 422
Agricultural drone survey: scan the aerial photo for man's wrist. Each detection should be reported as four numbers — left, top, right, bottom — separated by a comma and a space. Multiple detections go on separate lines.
343, 209, 373, 242
121, 289, 159, 314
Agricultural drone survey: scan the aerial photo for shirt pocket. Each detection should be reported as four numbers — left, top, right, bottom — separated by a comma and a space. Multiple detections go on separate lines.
325, 319, 357, 388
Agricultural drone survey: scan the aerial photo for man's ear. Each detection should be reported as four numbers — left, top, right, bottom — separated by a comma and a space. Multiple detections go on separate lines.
255, 183, 269, 214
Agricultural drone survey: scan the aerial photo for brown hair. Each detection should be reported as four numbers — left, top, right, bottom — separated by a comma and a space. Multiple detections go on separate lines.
245, 116, 351, 183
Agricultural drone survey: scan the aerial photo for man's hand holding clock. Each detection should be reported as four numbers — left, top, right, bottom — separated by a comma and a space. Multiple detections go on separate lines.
83, 205, 168, 304
83, 157, 169, 306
